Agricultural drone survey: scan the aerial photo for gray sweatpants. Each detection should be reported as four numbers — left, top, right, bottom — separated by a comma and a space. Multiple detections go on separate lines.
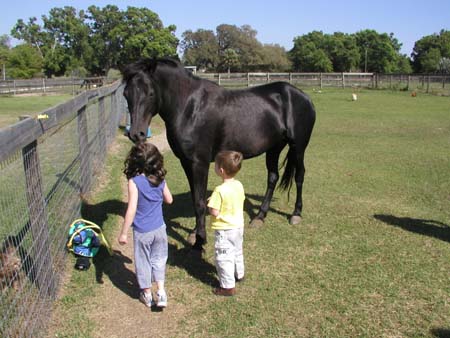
214, 227, 245, 289
133, 225, 168, 289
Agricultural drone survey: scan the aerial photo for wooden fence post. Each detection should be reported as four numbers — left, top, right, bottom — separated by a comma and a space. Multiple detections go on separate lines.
320, 73, 323, 89
407, 75, 410, 91
77, 106, 91, 195
98, 97, 106, 163
342, 72, 345, 88
247, 73, 250, 87
289, 73, 292, 84
426, 75, 430, 93
20, 116, 55, 297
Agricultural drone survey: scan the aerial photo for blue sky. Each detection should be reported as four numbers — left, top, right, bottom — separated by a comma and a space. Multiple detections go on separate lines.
2, 0, 449, 57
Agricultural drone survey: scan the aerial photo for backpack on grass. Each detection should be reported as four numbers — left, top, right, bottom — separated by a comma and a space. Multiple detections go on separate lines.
67, 219, 112, 270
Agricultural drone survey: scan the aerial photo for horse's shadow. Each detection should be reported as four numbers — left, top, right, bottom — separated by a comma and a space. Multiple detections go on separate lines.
373, 214, 450, 243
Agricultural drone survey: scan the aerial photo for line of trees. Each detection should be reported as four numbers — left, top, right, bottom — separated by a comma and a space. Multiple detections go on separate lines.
0, 5, 449, 79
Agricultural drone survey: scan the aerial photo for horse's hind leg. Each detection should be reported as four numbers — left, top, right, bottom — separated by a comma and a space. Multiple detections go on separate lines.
250, 145, 284, 228
290, 151, 306, 225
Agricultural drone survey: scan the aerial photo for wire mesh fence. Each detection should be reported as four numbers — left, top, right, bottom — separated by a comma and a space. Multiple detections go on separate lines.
0, 81, 125, 338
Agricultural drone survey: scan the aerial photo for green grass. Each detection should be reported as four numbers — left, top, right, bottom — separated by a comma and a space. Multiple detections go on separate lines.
0, 94, 73, 128
50, 88, 450, 337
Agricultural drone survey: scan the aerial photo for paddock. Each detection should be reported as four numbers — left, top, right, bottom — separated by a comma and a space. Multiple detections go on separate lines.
0, 87, 449, 337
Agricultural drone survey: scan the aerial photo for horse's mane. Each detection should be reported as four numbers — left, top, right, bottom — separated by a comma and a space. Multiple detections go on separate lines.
122, 57, 189, 83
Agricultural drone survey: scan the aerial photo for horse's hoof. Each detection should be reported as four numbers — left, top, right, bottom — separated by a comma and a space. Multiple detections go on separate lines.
249, 218, 264, 228
289, 215, 302, 225
187, 232, 196, 245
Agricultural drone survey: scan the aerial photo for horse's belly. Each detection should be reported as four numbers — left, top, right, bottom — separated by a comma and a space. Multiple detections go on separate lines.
225, 131, 285, 158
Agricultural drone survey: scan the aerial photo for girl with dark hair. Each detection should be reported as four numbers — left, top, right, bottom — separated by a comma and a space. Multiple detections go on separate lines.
118, 142, 173, 308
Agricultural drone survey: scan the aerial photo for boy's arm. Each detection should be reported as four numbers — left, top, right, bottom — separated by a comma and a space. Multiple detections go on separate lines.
118, 179, 138, 245
208, 207, 219, 217
207, 189, 221, 217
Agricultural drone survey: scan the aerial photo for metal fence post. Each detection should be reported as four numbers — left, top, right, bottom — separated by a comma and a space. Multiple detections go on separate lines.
20, 116, 55, 297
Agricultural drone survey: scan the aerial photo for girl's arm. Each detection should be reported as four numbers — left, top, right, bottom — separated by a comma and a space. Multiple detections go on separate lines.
163, 182, 173, 204
118, 179, 138, 245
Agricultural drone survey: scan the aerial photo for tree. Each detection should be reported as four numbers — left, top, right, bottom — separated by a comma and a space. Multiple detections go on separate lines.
289, 31, 333, 72
42, 6, 92, 75
7, 44, 43, 78
355, 30, 403, 73
411, 30, 450, 73
216, 24, 264, 71
11, 6, 179, 77
0, 35, 10, 79
327, 32, 360, 72
118, 7, 178, 67
86, 5, 126, 74
260, 44, 291, 71
180, 29, 219, 71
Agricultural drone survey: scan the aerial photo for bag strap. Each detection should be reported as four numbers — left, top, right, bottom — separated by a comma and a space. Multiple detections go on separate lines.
67, 219, 113, 255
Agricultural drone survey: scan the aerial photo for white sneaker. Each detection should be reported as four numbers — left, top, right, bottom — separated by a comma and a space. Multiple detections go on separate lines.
156, 290, 167, 308
139, 291, 153, 308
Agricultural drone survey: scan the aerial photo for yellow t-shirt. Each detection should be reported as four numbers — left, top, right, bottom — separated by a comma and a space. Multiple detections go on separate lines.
207, 179, 245, 230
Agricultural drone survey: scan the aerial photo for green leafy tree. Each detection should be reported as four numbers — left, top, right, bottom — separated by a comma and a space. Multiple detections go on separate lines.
119, 7, 178, 66
0, 35, 10, 79
216, 24, 264, 71
86, 5, 124, 74
289, 31, 333, 72
11, 17, 47, 59
42, 6, 93, 75
181, 29, 219, 71
7, 44, 43, 78
327, 32, 360, 72
222, 48, 239, 73
355, 30, 403, 73
11, 6, 178, 77
411, 30, 450, 73
260, 44, 291, 71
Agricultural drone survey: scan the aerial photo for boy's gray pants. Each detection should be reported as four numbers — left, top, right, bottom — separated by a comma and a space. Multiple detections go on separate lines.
133, 225, 167, 289
214, 227, 244, 289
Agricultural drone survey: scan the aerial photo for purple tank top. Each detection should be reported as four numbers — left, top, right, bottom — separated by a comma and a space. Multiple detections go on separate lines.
132, 175, 166, 233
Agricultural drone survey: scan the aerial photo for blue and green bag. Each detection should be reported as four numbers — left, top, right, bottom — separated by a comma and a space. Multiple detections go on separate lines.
67, 219, 112, 270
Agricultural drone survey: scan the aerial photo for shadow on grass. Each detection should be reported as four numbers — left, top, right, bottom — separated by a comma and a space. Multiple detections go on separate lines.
430, 328, 450, 338
80, 189, 292, 296
374, 214, 450, 243
81, 199, 139, 298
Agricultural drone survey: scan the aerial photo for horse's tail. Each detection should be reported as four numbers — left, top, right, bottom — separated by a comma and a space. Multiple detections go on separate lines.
279, 144, 296, 191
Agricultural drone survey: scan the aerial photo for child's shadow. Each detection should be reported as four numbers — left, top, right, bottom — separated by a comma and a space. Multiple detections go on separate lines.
163, 193, 218, 287
81, 199, 139, 298
93, 248, 138, 299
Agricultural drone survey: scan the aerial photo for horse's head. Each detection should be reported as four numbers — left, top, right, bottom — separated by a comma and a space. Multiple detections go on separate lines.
122, 59, 160, 143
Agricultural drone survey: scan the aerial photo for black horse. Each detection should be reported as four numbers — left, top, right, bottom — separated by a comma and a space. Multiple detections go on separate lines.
122, 58, 316, 250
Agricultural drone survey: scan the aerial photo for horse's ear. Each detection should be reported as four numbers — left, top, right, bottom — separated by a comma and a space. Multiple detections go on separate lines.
143, 58, 158, 74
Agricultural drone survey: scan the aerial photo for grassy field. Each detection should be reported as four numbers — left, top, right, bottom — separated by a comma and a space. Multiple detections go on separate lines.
0, 94, 74, 128
49, 88, 449, 337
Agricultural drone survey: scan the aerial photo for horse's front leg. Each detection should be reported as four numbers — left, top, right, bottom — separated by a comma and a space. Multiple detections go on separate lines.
250, 148, 283, 228
181, 160, 209, 250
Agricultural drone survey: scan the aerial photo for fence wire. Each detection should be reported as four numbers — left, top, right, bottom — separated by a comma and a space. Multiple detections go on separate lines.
0, 83, 125, 338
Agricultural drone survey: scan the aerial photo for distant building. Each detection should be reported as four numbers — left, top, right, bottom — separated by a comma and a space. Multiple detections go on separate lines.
184, 66, 197, 74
